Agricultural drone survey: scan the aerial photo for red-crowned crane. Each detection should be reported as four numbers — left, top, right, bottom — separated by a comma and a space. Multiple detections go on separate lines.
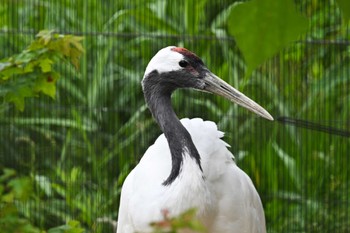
117, 46, 273, 233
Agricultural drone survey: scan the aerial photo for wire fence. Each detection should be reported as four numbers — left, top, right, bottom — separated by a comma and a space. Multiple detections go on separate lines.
0, 0, 349, 232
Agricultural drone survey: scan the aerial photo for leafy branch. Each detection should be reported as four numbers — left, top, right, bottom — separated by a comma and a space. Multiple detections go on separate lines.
0, 168, 85, 233
0, 30, 84, 111
150, 208, 206, 233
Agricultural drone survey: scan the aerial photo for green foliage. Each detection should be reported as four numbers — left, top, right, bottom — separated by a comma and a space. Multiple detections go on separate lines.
228, 0, 309, 76
0, 30, 83, 111
336, 0, 350, 22
0, 168, 87, 233
150, 209, 205, 233
0, 0, 349, 233
47, 220, 85, 233
0, 168, 41, 233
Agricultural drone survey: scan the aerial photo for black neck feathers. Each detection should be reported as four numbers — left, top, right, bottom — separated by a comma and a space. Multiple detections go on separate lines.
142, 71, 202, 185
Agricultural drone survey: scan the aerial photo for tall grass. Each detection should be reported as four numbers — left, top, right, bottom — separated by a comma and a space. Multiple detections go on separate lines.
0, 0, 349, 232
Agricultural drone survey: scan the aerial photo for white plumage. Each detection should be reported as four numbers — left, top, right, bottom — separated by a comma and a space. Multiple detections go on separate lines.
117, 46, 272, 233
117, 119, 265, 233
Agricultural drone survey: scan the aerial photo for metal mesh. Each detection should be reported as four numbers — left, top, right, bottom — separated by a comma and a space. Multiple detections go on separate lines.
0, 0, 349, 232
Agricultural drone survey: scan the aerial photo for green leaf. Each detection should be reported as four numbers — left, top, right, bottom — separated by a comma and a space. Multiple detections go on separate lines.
24, 62, 35, 73
228, 0, 308, 76
151, 208, 205, 233
68, 35, 84, 53
272, 143, 301, 191
14, 50, 37, 64
0, 30, 84, 110
47, 220, 84, 233
0, 168, 16, 182
336, 0, 350, 22
2, 116, 98, 131
2, 192, 14, 202
39, 58, 53, 72
129, 8, 178, 34
184, 0, 207, 34
36, 29, 56, 45
8, 177, 33, 201
0, 62, 12, 72
34, 75, 57, 99
35, 175, 52, 196
4, 86, 35, 111
0, 66, 26, 78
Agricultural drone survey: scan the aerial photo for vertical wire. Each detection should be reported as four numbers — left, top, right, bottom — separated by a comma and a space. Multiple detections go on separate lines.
1, 0, 349, 232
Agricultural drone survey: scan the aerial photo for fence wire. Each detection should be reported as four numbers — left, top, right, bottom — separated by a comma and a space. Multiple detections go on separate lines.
0, 1, 349, 233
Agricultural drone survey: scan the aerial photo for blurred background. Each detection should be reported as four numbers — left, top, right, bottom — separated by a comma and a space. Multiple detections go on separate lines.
0, 0, 349, 232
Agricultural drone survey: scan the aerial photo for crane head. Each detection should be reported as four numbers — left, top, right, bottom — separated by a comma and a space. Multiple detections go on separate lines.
142, 46, 274, 121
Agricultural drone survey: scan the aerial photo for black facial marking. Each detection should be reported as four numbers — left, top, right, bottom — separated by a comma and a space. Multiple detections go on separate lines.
179, 60, 189, 68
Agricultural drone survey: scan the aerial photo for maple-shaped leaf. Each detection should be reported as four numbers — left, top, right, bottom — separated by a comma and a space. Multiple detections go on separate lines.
34, 75, 57, 99
4, 86, 35, 111
39, 58, 53, 72
36, 30, 56, 45
0, 30, 84, 111
68, 35, 84, 53
228, 0, 309, 76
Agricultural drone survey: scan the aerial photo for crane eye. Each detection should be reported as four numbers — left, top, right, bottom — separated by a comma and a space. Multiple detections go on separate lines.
179, 60, 189, 68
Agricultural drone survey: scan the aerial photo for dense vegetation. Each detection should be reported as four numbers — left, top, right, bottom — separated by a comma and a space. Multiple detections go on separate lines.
0, 0, 349, 232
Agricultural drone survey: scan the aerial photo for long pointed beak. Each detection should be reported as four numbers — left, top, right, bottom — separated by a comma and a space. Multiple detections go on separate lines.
202, 71, 274, 121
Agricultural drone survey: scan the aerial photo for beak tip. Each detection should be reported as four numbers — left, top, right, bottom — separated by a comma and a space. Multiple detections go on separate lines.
267, 115, 274, 121
265, 114, 274, 121
259, 110, 274, 121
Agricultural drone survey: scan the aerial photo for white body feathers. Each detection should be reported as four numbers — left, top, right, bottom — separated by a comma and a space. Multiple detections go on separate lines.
117, 118, 266, 233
